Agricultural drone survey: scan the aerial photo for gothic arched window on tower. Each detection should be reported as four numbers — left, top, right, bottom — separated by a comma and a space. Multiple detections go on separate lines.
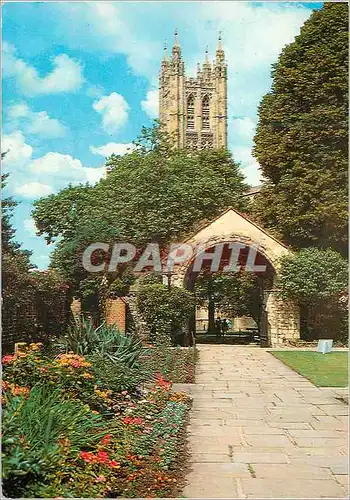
187, 94, 195, 130
202, 95, 210, 130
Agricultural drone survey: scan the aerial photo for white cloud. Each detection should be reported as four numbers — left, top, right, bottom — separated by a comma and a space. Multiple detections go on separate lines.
2, 130, 33, 166
90, 142, 134, 157
141, 89, 159, 119
3, 42, 84, 96
7, 103, 30, 119
27, 111, 66, 138
231, 117, 256, 142
2, 131, 105, 198
28, 152, 106, 185
55, 2, 310, 85
93, 92, 129, 134
241, 161, 263, 187
54, 2, 161, 79
7, 103, 67, 138
231, 146, 263, 187
86, 84, 105, 98
24, 218, 38, 236
15, 182, 54, 198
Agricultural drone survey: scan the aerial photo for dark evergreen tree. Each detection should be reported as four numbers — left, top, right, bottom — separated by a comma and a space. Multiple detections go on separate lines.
253, 3, 348, 255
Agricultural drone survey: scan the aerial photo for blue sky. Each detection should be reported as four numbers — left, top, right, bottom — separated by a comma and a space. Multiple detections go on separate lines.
2, 1, 322, 269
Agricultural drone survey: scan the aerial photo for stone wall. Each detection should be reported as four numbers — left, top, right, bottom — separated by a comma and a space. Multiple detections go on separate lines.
123, 293, 150, 341
265, 290, 300, 346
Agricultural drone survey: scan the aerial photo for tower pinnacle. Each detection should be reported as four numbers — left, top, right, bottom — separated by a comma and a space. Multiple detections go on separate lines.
174, 29, 178, 47
216, 31, 225, 64
163, 40, 168, 61
218, 31, 223, 51
172, 28, 181, 59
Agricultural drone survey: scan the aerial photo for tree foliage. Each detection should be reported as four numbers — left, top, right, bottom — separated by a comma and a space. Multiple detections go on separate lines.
32, 126, 248, 303
2, 173, 32, 263
253, 3, 348, 255
278, 247, 348, 340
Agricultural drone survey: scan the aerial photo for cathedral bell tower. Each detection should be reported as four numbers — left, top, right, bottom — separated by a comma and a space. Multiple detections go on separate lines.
159, 31, 228, 150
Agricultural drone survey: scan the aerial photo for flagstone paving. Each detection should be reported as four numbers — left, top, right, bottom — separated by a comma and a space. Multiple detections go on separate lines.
177, 345, 348, 499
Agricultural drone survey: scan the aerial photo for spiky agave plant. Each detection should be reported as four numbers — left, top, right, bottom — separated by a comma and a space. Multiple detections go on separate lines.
93, 323, 143, 368
55, 315, 96, 355
55, 317, 143, 368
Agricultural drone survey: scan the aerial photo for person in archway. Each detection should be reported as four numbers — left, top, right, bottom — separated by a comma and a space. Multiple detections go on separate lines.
215, 317, 222, 341
222, 318, 229, 338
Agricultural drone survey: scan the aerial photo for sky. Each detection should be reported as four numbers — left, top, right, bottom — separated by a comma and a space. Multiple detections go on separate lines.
2, 1, 322, 269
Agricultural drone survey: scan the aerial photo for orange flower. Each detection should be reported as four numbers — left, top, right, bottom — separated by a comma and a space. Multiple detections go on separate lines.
155, 374, 172, 390
11, 386, 29, 396
56, 354, 91, 369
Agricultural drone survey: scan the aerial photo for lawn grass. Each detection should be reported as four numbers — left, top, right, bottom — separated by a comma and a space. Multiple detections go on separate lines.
271, 351, 348, 387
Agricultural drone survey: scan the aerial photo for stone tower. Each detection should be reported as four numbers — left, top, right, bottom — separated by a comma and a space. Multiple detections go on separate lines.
159, 31, 228, 150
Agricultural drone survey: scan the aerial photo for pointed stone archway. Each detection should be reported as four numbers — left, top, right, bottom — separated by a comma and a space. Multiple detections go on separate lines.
170, 208, 300, 347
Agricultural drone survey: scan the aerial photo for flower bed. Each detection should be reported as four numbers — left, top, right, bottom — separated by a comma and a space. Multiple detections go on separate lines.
2, 343, 192, 498
140, 346, 198, 383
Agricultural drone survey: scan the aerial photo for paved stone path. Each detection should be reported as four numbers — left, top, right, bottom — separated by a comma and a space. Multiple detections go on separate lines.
178, 345, 348, 499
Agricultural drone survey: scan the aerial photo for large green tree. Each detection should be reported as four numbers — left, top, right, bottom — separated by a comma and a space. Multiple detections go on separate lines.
253, 3, 348, 255
32, 126, 248, 306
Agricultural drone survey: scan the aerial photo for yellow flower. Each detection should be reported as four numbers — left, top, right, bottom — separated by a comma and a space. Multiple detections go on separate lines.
82, 372, 93, 379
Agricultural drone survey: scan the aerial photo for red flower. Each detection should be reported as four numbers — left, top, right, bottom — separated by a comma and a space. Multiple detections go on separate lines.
122, 416, 144, 426
79, 451, 96, 463
155, 374, 172, 390
100, 434, 112, 445
96, 451, 109, 464
109, 460, 120, 468
2, 355, 15, 365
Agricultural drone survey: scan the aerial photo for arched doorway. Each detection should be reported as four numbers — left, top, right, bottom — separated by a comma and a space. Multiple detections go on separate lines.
170, 208, 300, 347
183, 242, 275, 346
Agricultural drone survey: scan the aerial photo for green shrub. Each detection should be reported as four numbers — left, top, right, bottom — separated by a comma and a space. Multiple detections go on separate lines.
136, 284, 195, 346
278, 248, 348, 340
135, 401, 187, 468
